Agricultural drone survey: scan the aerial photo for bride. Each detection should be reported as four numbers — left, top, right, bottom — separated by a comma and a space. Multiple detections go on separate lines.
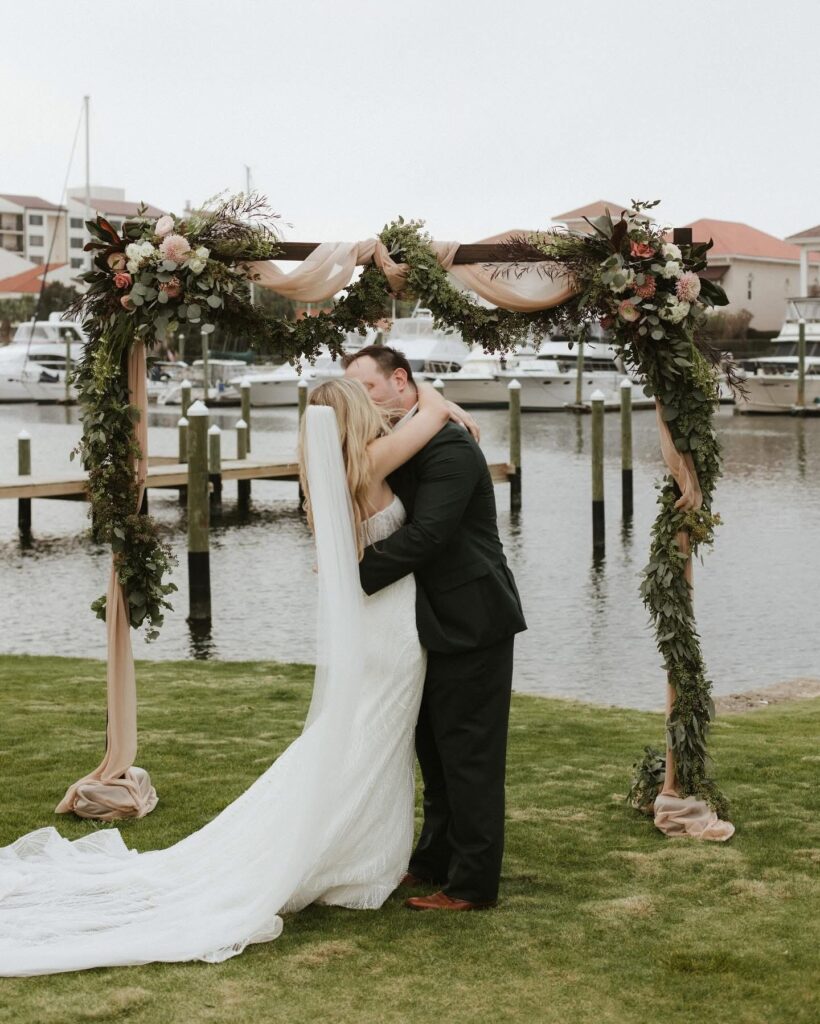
0, 377, 452, 976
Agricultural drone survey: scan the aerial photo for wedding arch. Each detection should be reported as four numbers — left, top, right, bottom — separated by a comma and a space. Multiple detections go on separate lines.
61, 195, 734, 839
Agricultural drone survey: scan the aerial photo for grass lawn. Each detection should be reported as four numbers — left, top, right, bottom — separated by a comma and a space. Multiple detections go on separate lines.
0, 655, 818, 1024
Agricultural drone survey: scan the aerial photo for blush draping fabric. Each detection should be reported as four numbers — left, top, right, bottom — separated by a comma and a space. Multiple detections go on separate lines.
652, 400, 734, 841
245, 231, 577, 310
55, 341, 157, 821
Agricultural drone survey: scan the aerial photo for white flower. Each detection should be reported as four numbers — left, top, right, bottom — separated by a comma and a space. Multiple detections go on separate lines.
185, 246, 210, 275
125, 240, 156, 273
659, 260, 682, 279
660, 299, 691, 324
609, 268, 635, 294
662, 242, 682, 260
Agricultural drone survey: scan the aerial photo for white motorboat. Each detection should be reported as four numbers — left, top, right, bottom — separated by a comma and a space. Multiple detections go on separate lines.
421, 346, 518, 406
230, 346, 355, 407
0, 316, 87, 403
235, 362, 303, 407
735, 297, 820, 413
383, 310, 470, 373
494, 339, 652, 411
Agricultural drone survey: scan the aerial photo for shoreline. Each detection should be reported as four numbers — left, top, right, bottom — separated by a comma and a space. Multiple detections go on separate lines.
1, 654, 818, 715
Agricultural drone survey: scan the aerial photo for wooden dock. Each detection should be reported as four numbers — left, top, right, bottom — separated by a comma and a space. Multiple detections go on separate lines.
1, 455, 516, 503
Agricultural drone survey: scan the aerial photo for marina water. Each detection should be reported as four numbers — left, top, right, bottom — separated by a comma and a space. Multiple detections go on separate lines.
1, 402, 818, 710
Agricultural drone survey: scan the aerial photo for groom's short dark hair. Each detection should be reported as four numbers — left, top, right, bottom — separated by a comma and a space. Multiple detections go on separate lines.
343, 345, 415, 382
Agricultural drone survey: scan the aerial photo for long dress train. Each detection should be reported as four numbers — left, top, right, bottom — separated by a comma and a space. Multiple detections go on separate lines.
0, 408, 424, 976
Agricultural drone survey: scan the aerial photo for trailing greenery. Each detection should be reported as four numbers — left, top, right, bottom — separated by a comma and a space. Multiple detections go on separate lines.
2, 655, 818, 1024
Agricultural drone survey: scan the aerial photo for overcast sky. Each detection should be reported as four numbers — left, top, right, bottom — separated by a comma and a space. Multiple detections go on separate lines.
3, 0, 818, 243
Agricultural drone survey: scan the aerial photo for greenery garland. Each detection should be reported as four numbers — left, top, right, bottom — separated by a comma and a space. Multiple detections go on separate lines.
69, 195, 730, 814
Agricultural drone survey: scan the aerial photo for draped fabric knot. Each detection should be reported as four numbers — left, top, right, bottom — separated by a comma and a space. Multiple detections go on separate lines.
246, 231, 576, 310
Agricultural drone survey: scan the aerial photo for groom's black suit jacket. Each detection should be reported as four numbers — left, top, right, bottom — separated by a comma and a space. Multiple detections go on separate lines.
359, 422, 526, 653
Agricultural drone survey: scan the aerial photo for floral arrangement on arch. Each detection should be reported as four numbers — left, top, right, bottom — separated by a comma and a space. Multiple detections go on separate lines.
74, 193, 283, 347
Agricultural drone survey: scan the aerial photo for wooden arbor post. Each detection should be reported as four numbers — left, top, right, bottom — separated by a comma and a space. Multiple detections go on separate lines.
661, 226, 694, 800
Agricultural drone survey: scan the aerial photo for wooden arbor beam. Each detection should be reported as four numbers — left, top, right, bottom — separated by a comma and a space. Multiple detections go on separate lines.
273, 241, 543, 264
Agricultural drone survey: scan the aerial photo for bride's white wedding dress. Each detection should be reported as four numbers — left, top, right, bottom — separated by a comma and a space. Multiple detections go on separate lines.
0, 407, 425, 976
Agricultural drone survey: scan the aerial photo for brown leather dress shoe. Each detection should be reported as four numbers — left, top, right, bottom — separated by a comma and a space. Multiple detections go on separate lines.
404, 891, 497, 911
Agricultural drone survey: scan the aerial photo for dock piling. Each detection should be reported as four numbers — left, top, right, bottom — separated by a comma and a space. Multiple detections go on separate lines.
236, 418, 250, 513
180, 379, 192, 419
17, 430, 31, 539
208, 424, 222, 512
177, 416, 188, 506
240, 378, 252, 454
186, 400, 211, 623
591, 389, 605, 554
508, 379, 522, 511
298, 378, 310, 508
620, 378, 633, 519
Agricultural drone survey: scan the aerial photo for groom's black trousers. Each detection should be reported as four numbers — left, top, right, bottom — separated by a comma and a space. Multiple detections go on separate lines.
408, 636, 514, 904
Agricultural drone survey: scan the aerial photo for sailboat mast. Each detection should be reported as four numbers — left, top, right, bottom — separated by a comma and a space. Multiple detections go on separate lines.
84, 95, 91, 271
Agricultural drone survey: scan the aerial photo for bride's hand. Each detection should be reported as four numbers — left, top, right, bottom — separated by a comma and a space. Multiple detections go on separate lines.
445, 400, 480, 442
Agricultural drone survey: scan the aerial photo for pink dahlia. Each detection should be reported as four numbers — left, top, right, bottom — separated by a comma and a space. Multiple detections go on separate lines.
159, 233, 191, 263
630, 241, 655, 259
634, 275, 657, 299
618, 300, 641, 323
676, 271, 701, 303
160, 276, 182, 299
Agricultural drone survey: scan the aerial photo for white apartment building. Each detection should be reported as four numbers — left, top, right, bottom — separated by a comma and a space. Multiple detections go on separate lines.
0, 194, 67, 265
65, 186, 164, 271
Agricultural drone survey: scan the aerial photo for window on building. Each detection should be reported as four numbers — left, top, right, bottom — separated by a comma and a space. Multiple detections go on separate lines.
1, 213, 23, 231
28, 235, 44, 247
747, 274, 753, 300
30, 256, 44, 265
29, 214, 44, 226
70, 217, 84, 229
70, 237, 85, 249
107, 219, 123, 230
2, 236, 24, 252
70, 257, 84, 269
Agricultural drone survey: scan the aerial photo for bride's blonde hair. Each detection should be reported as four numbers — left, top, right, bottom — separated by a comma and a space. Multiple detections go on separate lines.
299, 377, 389, 560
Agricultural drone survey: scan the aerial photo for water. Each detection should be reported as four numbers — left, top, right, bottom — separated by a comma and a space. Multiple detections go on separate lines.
1, 401, 818, 710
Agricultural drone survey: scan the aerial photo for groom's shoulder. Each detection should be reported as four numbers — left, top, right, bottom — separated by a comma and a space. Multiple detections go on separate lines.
419, 422, 485, 465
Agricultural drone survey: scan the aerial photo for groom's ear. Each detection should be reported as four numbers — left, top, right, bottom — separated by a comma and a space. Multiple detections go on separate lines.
392, 368, 409, 392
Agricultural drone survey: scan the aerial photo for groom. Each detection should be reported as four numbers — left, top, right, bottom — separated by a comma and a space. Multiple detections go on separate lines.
345, 346, 526, 911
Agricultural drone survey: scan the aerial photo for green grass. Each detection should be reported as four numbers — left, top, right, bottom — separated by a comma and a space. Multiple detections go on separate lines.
0, 655, 818, 1024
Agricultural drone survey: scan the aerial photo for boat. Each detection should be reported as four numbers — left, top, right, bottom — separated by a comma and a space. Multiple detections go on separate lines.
158, 359, 247, 406
421, 346, 517, 406
229, 341, 366, 408
0, 316, 87, 403
146, 360, 191, 403
735, 297, 820, 413
494, 338, 652, 411
383, 310, 469, 373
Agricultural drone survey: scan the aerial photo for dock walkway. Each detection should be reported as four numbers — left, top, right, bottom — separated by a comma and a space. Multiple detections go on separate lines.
1, 456, 515, 502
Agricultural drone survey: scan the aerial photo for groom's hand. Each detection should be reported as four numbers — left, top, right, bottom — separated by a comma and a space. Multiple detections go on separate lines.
445, 401, 480, 442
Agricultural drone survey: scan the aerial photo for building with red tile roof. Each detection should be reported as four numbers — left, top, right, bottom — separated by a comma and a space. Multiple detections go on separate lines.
684, 219, 820, 331
0, 261, 77, 299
